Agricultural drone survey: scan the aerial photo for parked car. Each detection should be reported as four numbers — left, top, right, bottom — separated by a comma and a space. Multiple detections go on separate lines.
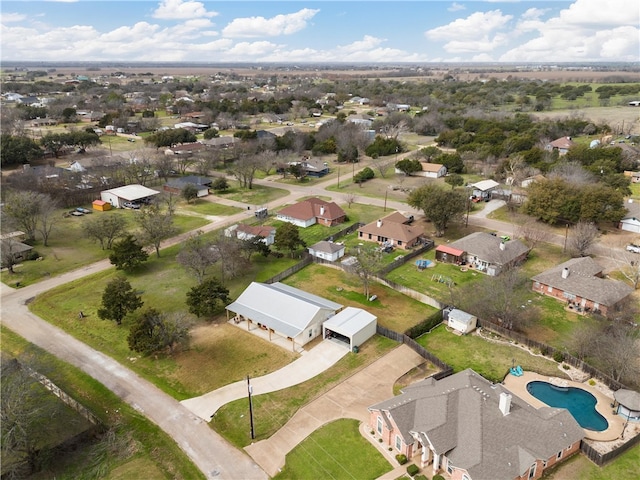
123, 202, 141, 209
626, 244, 640, 254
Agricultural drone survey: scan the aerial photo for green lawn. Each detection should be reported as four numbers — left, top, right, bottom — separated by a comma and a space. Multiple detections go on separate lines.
28, 242, 302, 399
416, 324, 567, 383
542, 443, 640, 480
1, 327, 204, 480
177, 199, 243, 217
273, 419, 391, 480
283, 263, 437, 333
211, 335, 397, 447
215, 181, 289, 206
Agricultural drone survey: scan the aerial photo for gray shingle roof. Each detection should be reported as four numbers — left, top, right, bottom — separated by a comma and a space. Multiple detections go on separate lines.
369, 369, 584, 480
531, 257, 633, 307
449, 232, 529, 265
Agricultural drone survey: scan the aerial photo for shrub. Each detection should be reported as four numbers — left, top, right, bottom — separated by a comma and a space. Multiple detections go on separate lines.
553, 351, 565, 363
562, 364, 570, 370
415, 476, 428, 480
395, 453, 408, 465
433, 475, 446, 480
378, 438, 383, 443
406, 464, 419, 476
588, 379, 596, 386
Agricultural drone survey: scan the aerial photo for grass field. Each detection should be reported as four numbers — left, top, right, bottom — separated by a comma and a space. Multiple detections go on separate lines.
215, 181, 289, 206
211, 335, 397, 447
416, 324, 567, 383
272, 419, 391, 480
541, 443, 640, 480
1, 326, 204, 480
28, 242, 302, 399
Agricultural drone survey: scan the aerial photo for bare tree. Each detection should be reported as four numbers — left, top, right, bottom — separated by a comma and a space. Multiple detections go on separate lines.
1, 239, 20, 274
549, 161, 595, 186
370, 156, 393, 179
83, 214, 127, 249
2, 191, 43, 242
211, 234, 250, 284
36, 197, 58, 247
352, 244, 384, 299
136, 203, 177, 258
515, 223, 552, 252
153, 154, 175, 182
176, 232, 220, 283
567, 221, 599, 257
344, 193, 358, 208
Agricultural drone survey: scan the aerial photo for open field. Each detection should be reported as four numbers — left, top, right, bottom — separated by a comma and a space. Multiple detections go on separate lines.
532, 106, 640, 134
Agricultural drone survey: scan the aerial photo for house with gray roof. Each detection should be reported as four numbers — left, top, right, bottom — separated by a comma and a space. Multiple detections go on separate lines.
308, 240, 345, 261
368, 369, 584, 480
448, 232, 529, 276
225, 282, 343, 350
531, 257, 634, 317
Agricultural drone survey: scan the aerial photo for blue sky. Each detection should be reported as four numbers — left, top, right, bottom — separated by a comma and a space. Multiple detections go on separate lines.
1, 1, 638, 63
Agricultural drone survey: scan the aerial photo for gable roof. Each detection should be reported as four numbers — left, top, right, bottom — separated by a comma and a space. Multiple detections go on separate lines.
309, 240, 345, 254
226, 282, 343, 338
436, 245, 465, 256
323, 307, 376, 337
531, 257, 634, 307
102, 184, 160, 201
449, 232, 529, 265
421, 162, 446, 173
549, 136, 575, 149
277, 197, 345, 222
358, 212, 422, 243
236, 223, 275, 238
370, 369, 584, 480
471, 179, 500, 191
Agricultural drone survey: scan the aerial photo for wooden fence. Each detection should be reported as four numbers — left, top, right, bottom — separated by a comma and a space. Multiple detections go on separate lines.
476, 320, 628, 391
265, 254, 313, 284
377, 240, 435, 276
580, 431, 640, 466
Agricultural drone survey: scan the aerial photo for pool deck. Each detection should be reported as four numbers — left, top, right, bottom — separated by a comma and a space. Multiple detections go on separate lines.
504, 371, 625, 441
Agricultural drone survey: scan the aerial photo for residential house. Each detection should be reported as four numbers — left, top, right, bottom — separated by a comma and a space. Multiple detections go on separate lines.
276, 198, 346, 228
225, 282, 343, 350
164, 142, 206, 155
357, 212, 423, 250
447, 232, 529, 276
163, 175, 212, 198
300, 158, 330, 177
368, 369, 584, 480
470, 179, 500, 200
200, 136, 239, 149
0, 239, 34, 268
419, 162, 447, 178
225, 223, 276, 246
545, 136, 575, 156
619, 201, 640, 233
531, 257, 634, 317
308, 240, 345, 261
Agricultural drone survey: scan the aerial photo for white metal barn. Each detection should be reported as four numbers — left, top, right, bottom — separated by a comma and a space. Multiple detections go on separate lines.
323, 307, 377, 351
100, 184, 160, 208
226, 282, 343, 350
447, 308, 478, 334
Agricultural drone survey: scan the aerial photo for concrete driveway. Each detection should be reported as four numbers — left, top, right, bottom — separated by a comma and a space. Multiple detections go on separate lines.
244, 344, 425, 477
181, 340, 349, 420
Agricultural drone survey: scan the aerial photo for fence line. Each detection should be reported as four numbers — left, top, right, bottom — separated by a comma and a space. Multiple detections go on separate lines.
264, 254, 313, 284
25, 365, 101, 426
476, 320, 627, 391
378, 240, 434, 276
580, 432, 640, 466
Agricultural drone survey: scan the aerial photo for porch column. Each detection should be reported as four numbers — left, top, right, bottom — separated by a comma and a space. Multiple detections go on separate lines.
421, 447, 432, 468
432, 453, 440, 475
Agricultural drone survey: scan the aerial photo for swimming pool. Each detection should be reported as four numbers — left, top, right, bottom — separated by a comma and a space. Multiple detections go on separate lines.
526, 381, 609, 431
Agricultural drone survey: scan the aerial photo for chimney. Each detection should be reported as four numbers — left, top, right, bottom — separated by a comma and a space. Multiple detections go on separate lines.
377, 219, 382, 228
499, 392, 512, 416
320, 206, 325, 215
562, 267, 569, 279
499, 241, 506, 251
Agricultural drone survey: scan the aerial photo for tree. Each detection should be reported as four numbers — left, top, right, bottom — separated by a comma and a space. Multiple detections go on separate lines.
136, 203, 177, 258
186, 278, 231, 319
239, 236, 270, 261
395, 158, 422, 176
210, 235, 251, 283
567, 221, 599, 257
514, 223, 551, 252
2, 191, 51, 243
181, 183, 199, 204
109, 235, 149, 271
407, 184, 466, 236
127, 308, 191, 355
444, 173, 464, 189
0, 135, 42, 167
354, 166, 375, 185
211, 177, 229, 192
97, 276, 144, 325
176, 233, 220, 283
274, 222, 306, 257
35, 196, 58, 247
352, 244, 384, 299
83, 214, 127, 249
345, 193, 358, 208
153, 154, 175, 182
0, 239, 22, 274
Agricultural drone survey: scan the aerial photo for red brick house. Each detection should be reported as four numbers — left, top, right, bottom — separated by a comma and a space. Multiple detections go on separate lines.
276, 197, 346, 228
368, 369, 584, 480
357, 212, 422, 250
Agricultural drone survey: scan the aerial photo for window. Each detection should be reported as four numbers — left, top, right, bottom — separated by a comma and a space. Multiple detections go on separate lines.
528, 463, 537, 479
447, 459, 453, 474
548, 285, 553, 293
398, 240, 402, 246
462, 475, 470, 480
557, 451, 563, 460
395, 435, 402, 451
308, 329, 313, 338
542, 460, 547, 468
376, 416, 383, 435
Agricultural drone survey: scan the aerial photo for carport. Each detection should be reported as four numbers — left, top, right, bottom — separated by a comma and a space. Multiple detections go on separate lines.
323, 307, 377, 351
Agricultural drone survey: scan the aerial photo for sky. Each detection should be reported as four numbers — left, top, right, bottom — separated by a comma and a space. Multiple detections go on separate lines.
1, 0, 638, 63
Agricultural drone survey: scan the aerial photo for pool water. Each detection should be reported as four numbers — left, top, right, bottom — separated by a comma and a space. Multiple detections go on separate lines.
526, 381, 609, 431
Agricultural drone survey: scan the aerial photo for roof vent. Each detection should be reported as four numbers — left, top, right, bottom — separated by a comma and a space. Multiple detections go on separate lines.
499, 392, 512, 416
562, 267, 569, 279
377, 219, 382, 228
499, 241, 506, 251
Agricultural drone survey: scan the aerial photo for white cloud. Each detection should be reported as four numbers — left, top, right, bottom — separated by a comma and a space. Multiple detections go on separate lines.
558, 0, 639, 27
448, 3, 466, 13
222, 8, 318, 38
426, 10, 513, 41
152, 0, 217, 20
0, 12, 26, 23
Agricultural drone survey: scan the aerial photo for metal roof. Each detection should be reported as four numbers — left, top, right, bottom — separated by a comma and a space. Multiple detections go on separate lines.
323, 307, 376, 337
102, 184, 160, 201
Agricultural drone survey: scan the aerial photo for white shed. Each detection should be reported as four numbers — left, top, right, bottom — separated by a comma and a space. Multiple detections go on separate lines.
323, 307, 377, 351
446, 308, 477, 334
308, 240, 345, 261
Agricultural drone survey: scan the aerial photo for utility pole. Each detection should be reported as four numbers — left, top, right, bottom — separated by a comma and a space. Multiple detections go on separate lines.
247, 375, 255, 440
384, 190, 388, 212
337, 167, 340, 188
563, 224, 569, 252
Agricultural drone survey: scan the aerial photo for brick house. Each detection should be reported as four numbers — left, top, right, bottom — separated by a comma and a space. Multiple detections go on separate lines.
357, 212, 423, 250
276, 197, 346, 228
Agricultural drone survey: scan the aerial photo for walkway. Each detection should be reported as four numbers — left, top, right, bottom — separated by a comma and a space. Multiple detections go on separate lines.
244, 344, 425, 477
181, 339, 349, 421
